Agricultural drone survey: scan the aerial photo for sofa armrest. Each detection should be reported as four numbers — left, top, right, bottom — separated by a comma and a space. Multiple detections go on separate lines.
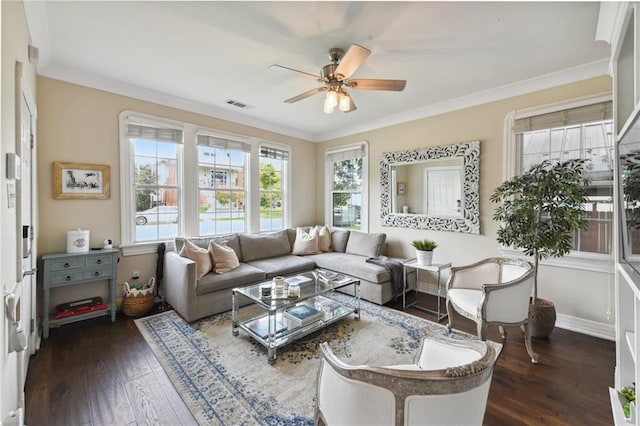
164, 251, 198, 322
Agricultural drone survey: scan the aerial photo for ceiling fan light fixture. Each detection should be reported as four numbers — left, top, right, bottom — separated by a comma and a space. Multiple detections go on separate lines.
339, 91, 351, 112
323, 96, 335, 114
326, 90, 338, 109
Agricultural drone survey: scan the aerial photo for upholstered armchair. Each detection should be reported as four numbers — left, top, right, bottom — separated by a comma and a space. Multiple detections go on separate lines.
445, 257, 538, 363
315, 335, 500, 426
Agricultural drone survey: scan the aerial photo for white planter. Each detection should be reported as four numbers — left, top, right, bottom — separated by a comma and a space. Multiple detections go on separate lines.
416, 250, 434, 266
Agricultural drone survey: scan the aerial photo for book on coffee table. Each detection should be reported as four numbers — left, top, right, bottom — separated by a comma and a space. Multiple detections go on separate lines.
284, 304, 324, 327
284, 275, 312, 287
247, 316, 287, 339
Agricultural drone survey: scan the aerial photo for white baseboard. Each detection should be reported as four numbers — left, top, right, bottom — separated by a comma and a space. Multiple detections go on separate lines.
555, 313, 615, 341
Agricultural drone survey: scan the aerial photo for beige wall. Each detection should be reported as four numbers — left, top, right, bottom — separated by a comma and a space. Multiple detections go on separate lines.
36, 77, 316, 302
2, 0, 37, 420
317, 76, 614, 325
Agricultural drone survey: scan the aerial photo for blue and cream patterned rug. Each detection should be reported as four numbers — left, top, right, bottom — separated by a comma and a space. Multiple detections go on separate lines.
135, 293, 472, 425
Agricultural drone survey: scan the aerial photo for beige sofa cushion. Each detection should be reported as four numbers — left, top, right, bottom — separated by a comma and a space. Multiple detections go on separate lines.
315, 225, 332, 252
175, 234, 242, 260
179, 238, 212, 280
209, 241, 240, 274
239, 230, 291, 261
292, 227, 321, 255
345, 231, 386, 257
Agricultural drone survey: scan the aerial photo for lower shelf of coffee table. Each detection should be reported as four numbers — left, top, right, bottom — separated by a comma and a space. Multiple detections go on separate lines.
237, 301, 355, 349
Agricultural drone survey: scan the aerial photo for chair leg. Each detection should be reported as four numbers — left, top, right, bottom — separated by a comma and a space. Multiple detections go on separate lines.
498, 325, 507, 340
446, 299, 454, 335
523, 322, 539, 364
477, 321, 488, 341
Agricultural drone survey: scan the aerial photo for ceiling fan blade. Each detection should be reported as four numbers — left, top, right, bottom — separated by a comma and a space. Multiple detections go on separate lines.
270, 64, 325, 82
284, 86, 328, 103
347, 79, 406, 91
334, 44, 371, 80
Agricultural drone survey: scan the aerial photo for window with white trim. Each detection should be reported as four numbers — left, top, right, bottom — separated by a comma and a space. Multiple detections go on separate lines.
259, 145, 288, 231
326, 144, 368, 231
127, 123, 183, 243
120, 112, 292, 252
508, 98, 614, 258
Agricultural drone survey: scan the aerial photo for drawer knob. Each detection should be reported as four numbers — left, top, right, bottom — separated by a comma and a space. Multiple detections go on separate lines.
94, 271, 100, 277
64, 262, 70, 268
66, 276, 72, 281
97, 259, 102, 264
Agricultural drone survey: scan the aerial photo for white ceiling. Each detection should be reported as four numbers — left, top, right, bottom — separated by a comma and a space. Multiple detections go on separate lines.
24, 1, 611, 142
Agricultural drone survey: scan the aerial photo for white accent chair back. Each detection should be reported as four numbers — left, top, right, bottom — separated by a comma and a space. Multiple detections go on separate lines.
445, 257, 538, 363
315, 335, 500, 426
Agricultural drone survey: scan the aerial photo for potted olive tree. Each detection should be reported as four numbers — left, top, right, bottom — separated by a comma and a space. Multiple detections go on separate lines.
411, 239, 438, 266
490, 159, 589, 338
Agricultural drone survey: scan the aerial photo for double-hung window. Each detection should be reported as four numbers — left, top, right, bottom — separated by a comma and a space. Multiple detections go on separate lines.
196, 134, 250, 236
126, 122, 183, 244
326, 143, 368, 231
507, 97, 613, 267
259, 145, 288, 231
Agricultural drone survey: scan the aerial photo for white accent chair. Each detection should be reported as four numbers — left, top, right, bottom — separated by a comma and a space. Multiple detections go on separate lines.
445, 257, 538, 363
315, 335, 500, 426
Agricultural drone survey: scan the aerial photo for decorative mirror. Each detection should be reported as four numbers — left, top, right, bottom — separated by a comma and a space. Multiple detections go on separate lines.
380, 140, 480, 234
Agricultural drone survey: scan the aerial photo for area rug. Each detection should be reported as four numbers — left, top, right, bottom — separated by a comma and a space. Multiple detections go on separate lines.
135, 293, 475, 425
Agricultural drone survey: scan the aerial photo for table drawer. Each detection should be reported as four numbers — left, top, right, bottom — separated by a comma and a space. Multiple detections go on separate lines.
49, 257, 85, 272
83, 267, 113, 280
86, 255, 113, 267
49, 267, 112, 285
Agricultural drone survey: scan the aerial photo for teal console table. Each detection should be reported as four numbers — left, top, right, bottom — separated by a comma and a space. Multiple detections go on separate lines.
42, 248, 119, 338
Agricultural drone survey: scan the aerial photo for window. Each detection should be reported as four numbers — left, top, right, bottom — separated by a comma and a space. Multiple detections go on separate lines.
120, 112, 292, 254
507, 97, 613, 266
127, 123, 183, 243
259, 146, 288, 231
197, 134, 250, 236
326, 143, 368, 231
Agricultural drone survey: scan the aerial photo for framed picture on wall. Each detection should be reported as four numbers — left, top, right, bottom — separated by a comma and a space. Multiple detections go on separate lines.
52, 161, 110, 200
397, 182, 406, 195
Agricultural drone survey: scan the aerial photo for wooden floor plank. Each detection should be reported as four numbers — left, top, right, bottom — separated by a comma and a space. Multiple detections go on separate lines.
25, 297, 615, 425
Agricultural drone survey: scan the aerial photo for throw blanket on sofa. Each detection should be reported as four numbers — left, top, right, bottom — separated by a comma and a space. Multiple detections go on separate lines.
366, 256, 404, 300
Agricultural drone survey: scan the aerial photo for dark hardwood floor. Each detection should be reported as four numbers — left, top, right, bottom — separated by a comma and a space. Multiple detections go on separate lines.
25, 295, 615, 425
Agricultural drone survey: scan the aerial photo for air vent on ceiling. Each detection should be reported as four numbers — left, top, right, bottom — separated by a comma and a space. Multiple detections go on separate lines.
225, 99, 253, 109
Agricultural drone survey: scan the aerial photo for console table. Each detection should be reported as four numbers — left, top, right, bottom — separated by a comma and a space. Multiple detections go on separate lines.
402, 260, 452, 322
42, 248, 119, 338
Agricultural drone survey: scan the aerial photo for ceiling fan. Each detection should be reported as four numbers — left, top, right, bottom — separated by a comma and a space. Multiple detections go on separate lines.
270, 44, 406, 113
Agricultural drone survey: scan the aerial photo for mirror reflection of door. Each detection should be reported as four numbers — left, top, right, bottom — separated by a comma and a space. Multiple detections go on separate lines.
424, 167, 462, 217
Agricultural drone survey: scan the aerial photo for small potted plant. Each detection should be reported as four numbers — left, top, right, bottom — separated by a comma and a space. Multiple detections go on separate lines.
411, 239, 438, 266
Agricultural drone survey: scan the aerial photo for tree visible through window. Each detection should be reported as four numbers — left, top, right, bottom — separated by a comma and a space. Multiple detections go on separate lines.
260, 146, 288, 231
328, 146, 365, 230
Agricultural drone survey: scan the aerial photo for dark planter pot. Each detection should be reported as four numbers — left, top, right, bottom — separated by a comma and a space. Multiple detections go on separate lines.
529, 298, 556, 339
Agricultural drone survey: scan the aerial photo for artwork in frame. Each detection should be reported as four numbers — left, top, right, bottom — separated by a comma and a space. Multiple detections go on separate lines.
397, 182, 406, 195
52, 162, 110, 200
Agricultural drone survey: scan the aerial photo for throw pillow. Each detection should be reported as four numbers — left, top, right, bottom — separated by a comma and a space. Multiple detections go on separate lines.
314, 225, 332, 252
209, 240, 240, 274
179, 238, 212, 280
331, 229, 350, 253
345, 231, 386, 257
292, 227, 321, 255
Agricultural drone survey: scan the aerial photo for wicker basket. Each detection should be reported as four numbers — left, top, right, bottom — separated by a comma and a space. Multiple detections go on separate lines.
122, 278, 155, 317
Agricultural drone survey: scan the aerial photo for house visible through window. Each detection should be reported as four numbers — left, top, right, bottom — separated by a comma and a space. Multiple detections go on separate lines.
512, 100, 614, 255
326, 144, 368, 231
197, 134, 249, 235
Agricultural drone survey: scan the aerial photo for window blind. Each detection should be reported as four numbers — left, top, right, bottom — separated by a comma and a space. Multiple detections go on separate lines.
127, 124, 183, 144
260, 146, 289, 160
197, 134, 251, 153
513, 101, 613, 133
326, 145, 364, 162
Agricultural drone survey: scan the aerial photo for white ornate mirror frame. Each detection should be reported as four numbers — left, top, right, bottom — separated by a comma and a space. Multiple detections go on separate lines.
380, 140, 480, 234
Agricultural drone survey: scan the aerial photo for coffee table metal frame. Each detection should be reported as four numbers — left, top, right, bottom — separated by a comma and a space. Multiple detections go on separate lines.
232, 272, 360, 363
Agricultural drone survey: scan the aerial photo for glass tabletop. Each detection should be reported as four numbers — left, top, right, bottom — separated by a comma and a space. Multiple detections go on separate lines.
234, 271, 357, 309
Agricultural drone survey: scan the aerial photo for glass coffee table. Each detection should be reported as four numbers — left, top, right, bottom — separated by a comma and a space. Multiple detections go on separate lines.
231, 271, 360, 363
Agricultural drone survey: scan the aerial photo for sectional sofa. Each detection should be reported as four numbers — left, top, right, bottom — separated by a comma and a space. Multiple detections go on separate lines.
164, 227, 409, 322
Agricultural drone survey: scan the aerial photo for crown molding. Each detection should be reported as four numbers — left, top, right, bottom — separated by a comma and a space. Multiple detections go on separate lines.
38, 58, 608, 144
